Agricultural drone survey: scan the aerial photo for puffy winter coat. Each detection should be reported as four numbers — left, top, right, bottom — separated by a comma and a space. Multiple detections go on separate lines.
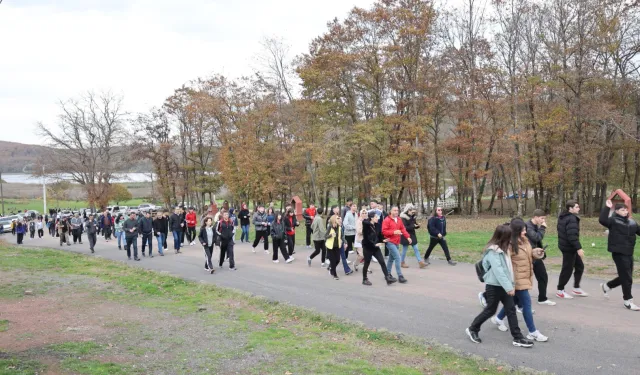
381, 216, 410, 245
400, 212, 420, 245
343, 211, 357, 236
557, 212, 582, 253
510, 241, 544, 291
599, 206, 640, 256
253, 212, 268, 231
310, 215, 326, 242
427, 215, 446, 238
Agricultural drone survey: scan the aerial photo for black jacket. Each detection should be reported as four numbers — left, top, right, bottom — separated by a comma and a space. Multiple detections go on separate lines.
122, 218, 139, 239
525, 219, 547, 260
198, 225, 217, 246
85, 219, 98, 235
362, 219, 383, 250
239, 209, 251, 226
138, 217, 153, 234
153, 216, 169, 235
169, 213, 182, 232
599, 206, 640, 256
284, 215, 299, 234
557, 212, 582, 253
179, 212, 187, 231
428, 216, 446, 238
400, 213, 420, 245
216, 220, 235, 243
270, 219, 286, 240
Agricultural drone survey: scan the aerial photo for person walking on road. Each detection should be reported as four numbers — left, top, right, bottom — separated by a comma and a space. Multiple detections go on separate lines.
271, 212, 293, 264
302, 204, 317, 249
238, 204, 251, 243
36, 218, 44, 238
123, 212, 140, 261
102, 210, 113, 242
216, 211, 237, 270
466, 224, 534, 348
70, 213, 83, 244
424, 207, 456, 265
85, 214, 98, 253
400, 204, 427, 269
284, 208, 299, 256
57, 217, 71, 246
114, 214, 125, 250
252, 206, 270, 254
599, 200, 640, 311
15, 221, 25, 245
353, 208, 368, 272
198, 217, 216, 274
169, 208, 183, 254
326, 215, 344, 280
382, 206, 411, 284
343, 203, 357, 256
139, 211, 154, 258
556, 200, 588, 299
186, 207, 198, 246
362, 212, 395, 286
308, 208, 326, 267
153, 211, 168, 256
526, 209, 555, 306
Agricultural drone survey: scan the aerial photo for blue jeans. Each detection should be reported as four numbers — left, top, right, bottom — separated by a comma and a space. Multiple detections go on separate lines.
241, 225, 249, 242
402, 243, 422, 263
340, 244, 352, 273
156, 233, 165, 255
172, 230, 181, 251
115, 230, 124, 248
386, 242, 403, 277
498, 289, 536, 333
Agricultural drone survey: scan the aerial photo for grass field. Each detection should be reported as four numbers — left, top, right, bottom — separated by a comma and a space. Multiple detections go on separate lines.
0, 244, 537, 375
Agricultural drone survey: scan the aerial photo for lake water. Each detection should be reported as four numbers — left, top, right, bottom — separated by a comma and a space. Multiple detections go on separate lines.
1, 173, 153, 184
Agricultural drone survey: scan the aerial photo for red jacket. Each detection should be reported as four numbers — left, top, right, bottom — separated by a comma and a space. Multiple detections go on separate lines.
186, 212, 197, 228
381, 215, 410, 245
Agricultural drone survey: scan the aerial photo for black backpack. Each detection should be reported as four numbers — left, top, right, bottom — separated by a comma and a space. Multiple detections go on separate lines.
475, 248, 492, 282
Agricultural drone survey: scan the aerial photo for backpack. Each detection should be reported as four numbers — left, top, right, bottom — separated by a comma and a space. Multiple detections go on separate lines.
29, 222, 35, 231
475, 247, 493, 283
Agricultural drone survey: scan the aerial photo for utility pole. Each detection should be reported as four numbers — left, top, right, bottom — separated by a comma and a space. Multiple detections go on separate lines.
0, 171, 4, 216
43, 165, 47, 215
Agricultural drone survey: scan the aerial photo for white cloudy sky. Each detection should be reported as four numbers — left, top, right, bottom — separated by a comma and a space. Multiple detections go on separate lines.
0, 0, 379, 145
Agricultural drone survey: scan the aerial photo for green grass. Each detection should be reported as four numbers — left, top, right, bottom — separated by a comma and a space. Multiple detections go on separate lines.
0, 244, 534, 375
0, 320, 8, 333
0, 358, 45, 375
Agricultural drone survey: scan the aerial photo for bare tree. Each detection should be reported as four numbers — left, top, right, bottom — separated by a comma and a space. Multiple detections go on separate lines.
38, 91, 127, 209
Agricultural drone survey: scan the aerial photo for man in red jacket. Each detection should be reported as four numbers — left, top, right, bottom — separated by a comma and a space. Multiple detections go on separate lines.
186, 207, 198, 246
302, 204, 317, 249
382, 206, 411, 284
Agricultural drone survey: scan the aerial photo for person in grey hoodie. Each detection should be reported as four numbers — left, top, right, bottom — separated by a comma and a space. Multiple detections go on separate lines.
252, 206, 270, 254
122, 212, 140, 261
466, 224, 533, 348
85, 214, 98, 253
343, 203, 357, 255
70, 213, 83, 244
308, 208, 326, 267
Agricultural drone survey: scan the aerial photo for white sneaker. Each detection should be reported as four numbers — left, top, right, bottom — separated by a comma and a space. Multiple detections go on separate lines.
190, 241, 195, 246
264, 250, 270, 255
537, 300, 557, 306
490, 316, 508, 332
516, 307, 535, 315
601, 283, 610, 298
478, 292, 487, 307
273, 260, 280, 263
347, 260, 353, 265
572, 288, 589, 297
556, 290, 574, 299
325, 259, 330, 265
286, 258, 294, 264
624, 299, 640, 311
321, 263, 327, 268
252, 247, 256, 253
527, 330, 549, 342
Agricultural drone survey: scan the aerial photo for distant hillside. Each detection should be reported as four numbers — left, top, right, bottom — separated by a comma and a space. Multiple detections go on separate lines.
0, 140, 152, 174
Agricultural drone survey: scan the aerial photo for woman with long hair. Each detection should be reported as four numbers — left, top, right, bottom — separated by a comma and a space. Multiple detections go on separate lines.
362, 212, 395, 286
353, 208, 368, 272
491, 219, 548, 342
271, 211, 293, 264
284, 208, 299, 256
325, 215, 343, 280
466, 224, 534, 348
198, 217, 216, 274
114, 214, 124, 250
308, 207, 326, 267
400, 204, 427, 269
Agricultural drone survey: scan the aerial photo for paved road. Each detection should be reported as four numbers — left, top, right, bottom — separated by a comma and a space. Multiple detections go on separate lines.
18, 233, 640, 375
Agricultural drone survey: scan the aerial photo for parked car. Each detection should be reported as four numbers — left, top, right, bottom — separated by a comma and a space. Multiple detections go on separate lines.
0, 215, 21, 233
138, 203, 156, 213
25, 210, 39, 219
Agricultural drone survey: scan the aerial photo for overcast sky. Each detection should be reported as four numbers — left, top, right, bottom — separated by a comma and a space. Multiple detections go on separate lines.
0, 0, 377, 145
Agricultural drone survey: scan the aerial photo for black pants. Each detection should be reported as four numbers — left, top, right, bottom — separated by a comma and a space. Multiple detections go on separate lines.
38, 229, 43, 238
163, 234, 168, 249
306, 225, 312, 246
141, 233, 153, 255
104, 226, 112, 240
557, 251, 584, 290
17, 233, 23, 244
310, 240, 326, 263
73, 228, 82, 243
362, 246, 389, 280
30, 230, 35, 238
219, 241, 235, 268
187, 227, 196, 243
181, 229, 186, 244
607, 253, 634, 300
88, 233, 97, 251
125, 236, 138, 259
328, 247, 341, 277
424, 237, 451, 261
469, 284, 524, 339
252, 230, 269, 250
272, 237, 289, 261
533, 259, 549, 302
286, 234, 295, 256
203, 244, 214, 270
345, 235, 355, 253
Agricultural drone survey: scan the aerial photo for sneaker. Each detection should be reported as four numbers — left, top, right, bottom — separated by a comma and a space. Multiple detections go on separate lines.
252, 247, 256, 253
273, 260, 280, 263
624, 300, 640, 311
465, 328, 482, 344
601, 283, 610, 298
264, 250, 270, 255
556, 290, 574, 299
90, 249, 95, 253
321, 263, 327, 268
516, 307, 535, 315
306, 245, 311, 249
209, 269, 215, 274
286, 258, 294, 264
142, 253, 146, 257
512, 338, 534, 348
325, 259, 331, 266
572, 288, 589, 297
425, 257, 431, 265
333, 276, 340, 280
134, 257, 141, 261
537, 300, 557, 306
478, 292, 487, 308
149, 255, 154, 258
526, 331, 549, 342
398, 275, 407, 284
229, 267, 237, 271
362, 279, 372, 286
128, 257, 132, 260
385, 275, 397, 285
490, 316, 508, 332
345, 270, 354, 276
307, 257, 312, 267
448, 260, 457, 266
